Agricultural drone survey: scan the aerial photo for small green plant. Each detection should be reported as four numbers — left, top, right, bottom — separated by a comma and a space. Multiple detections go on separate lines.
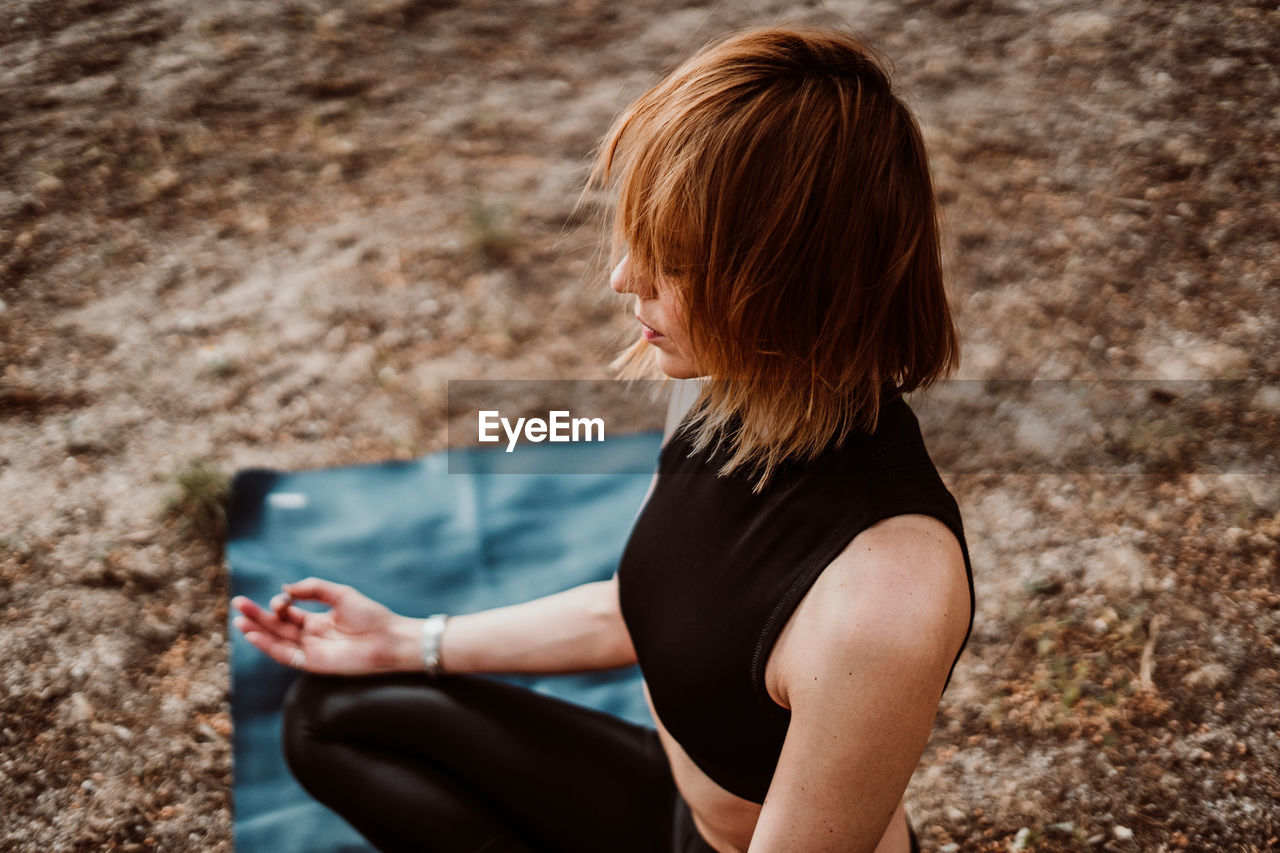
1057, 658, 1089, 709
162, 458, 230, 544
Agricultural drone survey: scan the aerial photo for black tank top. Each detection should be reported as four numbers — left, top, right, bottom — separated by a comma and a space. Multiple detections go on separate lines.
616, 394, 975, 804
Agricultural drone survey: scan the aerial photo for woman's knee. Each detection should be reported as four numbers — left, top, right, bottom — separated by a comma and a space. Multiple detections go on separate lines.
280, 673, 370, 781
280, 673, 458, 774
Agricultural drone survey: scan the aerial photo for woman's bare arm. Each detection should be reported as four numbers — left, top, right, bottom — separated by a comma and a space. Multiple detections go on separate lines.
233, 574, 636, 676
410, 577, 636, 674
748, 515, 970, 852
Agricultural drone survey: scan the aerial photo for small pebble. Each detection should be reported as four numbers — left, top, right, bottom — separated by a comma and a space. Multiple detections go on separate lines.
1114, 825, 1134, 841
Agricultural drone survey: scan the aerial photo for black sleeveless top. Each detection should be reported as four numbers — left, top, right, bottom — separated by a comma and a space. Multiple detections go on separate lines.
616, 394, 975, 804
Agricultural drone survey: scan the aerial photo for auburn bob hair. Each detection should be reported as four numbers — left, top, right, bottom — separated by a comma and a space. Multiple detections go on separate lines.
590, 26, 959, 491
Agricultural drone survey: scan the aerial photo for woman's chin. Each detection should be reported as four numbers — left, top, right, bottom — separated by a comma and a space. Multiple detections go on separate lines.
655, 358, 703, 380
638, 337, 702, 379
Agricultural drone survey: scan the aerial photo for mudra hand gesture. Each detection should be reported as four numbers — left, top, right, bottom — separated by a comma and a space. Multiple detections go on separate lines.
232, 578, 420, 675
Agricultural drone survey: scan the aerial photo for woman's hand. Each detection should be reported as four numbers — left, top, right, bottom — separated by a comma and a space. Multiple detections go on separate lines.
232, 578, 422, 675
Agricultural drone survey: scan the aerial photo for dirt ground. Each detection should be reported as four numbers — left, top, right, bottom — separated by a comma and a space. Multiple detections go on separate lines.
2, 0, 1277, 850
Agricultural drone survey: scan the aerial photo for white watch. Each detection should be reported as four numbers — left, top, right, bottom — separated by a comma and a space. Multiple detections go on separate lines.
420, 613, 450, 676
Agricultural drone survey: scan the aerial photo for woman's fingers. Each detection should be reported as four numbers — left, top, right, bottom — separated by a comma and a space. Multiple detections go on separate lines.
233, 594, 287, 630
269, 592, 308, 628
282, 577, 350, 607
242, 630, 312, 671
232, 595, 304, 642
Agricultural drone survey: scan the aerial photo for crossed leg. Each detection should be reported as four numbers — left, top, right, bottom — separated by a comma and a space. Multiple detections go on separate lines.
282, 673, 692, 853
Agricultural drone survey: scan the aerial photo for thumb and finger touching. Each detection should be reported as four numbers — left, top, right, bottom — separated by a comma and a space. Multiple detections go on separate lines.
282, 577, 350, 607
233, 596, 305, 642
232, 580, 388, 674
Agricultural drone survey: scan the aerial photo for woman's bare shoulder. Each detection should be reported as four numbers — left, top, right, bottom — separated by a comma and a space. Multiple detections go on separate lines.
771, 514, 971, 707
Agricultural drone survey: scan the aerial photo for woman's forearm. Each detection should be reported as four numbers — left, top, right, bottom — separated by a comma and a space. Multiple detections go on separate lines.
384, 578, 637, 675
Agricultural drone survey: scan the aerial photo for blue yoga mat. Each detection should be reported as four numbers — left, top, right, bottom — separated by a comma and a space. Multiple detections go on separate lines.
227, 432, 663, 853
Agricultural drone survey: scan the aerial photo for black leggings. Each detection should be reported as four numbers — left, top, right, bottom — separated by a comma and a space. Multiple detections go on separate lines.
282, 672, 718, 853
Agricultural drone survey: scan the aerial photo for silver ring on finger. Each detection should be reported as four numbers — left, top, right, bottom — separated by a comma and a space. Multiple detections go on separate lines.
290, 649, 306, 669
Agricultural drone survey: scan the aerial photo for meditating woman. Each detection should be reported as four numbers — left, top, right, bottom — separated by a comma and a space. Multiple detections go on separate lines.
232, 26, 974, 853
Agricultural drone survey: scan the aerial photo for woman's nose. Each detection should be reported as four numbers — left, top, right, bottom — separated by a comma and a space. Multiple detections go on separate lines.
610, 254, 652, 297
609, 255, 631, 294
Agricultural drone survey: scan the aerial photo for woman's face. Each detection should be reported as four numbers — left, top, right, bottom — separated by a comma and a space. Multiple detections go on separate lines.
610, 254, 703, 379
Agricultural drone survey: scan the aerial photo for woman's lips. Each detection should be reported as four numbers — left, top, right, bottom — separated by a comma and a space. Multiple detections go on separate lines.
638, 317, 664, 341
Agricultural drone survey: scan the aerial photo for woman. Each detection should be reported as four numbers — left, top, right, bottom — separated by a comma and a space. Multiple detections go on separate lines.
233, 26, 974, 853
